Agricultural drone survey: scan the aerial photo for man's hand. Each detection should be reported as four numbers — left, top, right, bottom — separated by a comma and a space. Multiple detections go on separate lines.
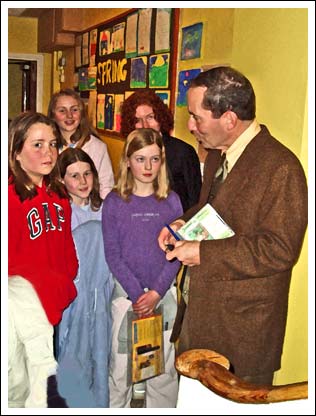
165, 240, 201, 267
158, 220, 185, 251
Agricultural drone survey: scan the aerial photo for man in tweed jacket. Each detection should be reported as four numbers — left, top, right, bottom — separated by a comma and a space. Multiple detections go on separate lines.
158, 67, 308, 385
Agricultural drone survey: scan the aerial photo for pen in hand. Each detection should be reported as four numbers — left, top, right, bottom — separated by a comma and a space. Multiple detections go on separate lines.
164, 223, 181, 241
164, 223, 181, 252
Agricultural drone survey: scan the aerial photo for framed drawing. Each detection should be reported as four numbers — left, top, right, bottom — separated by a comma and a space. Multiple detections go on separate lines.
176, 68, 201, 107
181, 22, 203, 60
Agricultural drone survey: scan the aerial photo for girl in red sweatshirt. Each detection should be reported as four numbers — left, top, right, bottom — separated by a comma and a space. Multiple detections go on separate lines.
8, 112, 78, 408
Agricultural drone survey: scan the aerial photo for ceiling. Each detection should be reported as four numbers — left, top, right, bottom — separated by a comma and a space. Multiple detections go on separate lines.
8, 8, 48, 18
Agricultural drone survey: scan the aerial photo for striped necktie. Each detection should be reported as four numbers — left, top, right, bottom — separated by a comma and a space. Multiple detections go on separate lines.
209, 153, 228, 200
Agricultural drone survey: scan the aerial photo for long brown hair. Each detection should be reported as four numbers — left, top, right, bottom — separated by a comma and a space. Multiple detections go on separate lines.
8, 112, 67, 202
115, 128, 169, 201
57, 147, 103, 210
47, 88, 100, 148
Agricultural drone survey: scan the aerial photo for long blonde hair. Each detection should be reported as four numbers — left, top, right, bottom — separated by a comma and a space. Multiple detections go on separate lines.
115, 128, 170, 201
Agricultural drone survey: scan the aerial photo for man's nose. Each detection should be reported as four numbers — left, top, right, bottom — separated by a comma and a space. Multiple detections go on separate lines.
188, 117, 196, 131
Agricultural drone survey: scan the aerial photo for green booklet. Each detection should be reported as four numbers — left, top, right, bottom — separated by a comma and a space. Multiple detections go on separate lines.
176, 203, 235, 241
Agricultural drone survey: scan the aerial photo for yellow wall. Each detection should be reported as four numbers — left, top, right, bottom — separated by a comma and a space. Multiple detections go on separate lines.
8, 8, 308, 384
232, 8, 307, 156
231, 8, 308, 385
8, 16, 53, 115
8, 16, 37, 53
174, 9, 234, 148
274, 92, 308, 384
8, 64, 22, 119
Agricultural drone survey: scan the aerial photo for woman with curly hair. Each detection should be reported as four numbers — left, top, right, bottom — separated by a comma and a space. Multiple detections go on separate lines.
120, 90, 202, 212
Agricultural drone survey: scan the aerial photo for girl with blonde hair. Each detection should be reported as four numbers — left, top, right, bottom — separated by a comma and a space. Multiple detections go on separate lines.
102, 128, 182, 408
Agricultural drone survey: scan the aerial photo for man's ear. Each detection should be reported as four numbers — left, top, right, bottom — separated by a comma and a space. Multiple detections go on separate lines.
221, 110, 238, 131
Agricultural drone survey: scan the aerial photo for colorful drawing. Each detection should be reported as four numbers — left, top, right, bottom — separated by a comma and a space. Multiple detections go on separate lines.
177, 69, 201, 107
126, 12, 138, 58
181, 22, 203, 60
149, 53, 169, 88
89, 29, 97, 66
112, 22, 125, 53
78, 67, 89, 91
114, 94, 124, 133
155, 90, 170, 107
97, 94, 105, 129
99, 29, 112, 56
130, 57, 147, 88
105, 94, 114, 130
82, 32, 89, 65
155, 8, 171, 53
137, 8, 152, 56
88, 66, 97, 90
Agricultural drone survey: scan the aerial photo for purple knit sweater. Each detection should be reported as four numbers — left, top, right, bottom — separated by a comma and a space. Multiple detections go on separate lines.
102, 191, 183, 303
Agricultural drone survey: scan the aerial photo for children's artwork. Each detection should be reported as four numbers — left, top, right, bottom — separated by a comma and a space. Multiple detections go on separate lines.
105, 94, 115, 130
113, 94, 124, 133
155, 90, 170, 107
149, 53, 169, 88
88, 66, 97, 90
89, 29, 97, 66
155, 8, 171, 53
130, 57, 147, 88
99, 29, 112, 56
97, 94, 105, 129
177, 68, 201, 107
94, 9, 177, 137
137, 8, 152, 56
111, 22, 125, 53
78, 67, 89, 91
88, 90, 97, 127
126, 12, 138, 58
82, 32, 89, 65
181, 22, 203, 60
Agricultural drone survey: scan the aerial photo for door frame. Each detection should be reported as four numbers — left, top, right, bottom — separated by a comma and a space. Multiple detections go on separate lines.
8, 53, 43, 113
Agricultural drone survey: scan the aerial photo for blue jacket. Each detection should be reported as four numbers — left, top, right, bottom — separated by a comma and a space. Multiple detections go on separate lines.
57, 220, 114, 407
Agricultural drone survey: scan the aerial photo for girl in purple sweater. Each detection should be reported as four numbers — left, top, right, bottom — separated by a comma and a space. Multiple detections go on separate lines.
102, 128, 183, 408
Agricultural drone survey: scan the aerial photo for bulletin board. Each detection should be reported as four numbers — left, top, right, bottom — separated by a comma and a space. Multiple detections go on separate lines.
75, 8, 179, 138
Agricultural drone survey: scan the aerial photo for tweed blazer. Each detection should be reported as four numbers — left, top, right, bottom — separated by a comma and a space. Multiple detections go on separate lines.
173, 125, 308, 377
